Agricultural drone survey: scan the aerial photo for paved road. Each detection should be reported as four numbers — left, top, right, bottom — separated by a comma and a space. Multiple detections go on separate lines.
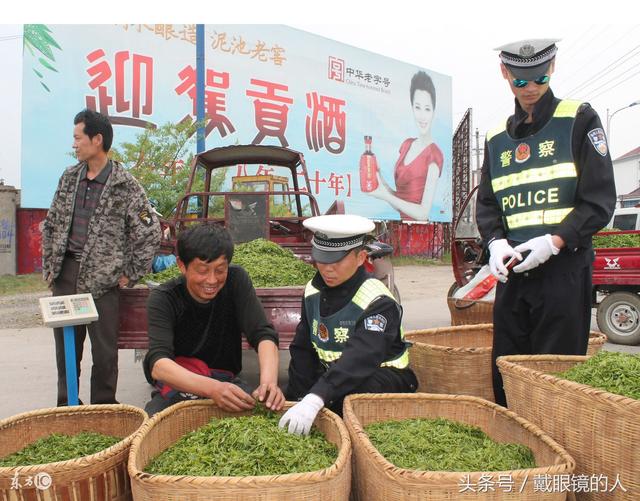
1, 265, 637, 420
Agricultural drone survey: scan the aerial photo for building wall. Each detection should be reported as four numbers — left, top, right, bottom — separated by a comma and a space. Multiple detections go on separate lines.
613, 156, 640, 202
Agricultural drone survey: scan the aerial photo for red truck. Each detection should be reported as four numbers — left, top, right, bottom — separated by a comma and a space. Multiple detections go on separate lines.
592, 230, 640, 345
451, 187, 640, 345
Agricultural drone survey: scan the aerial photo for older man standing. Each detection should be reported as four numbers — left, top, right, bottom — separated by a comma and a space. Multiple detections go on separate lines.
42, 108, 160, 406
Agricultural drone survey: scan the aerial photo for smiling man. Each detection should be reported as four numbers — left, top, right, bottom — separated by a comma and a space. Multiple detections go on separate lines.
279, 215, 416, 435
475, 39, 616, 406
143, 223, 284, 416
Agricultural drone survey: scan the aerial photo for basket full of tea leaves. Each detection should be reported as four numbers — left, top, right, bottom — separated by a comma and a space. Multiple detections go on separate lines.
129, 400, 351, 501
0, 404, 147, 500
343, 393, 575, 501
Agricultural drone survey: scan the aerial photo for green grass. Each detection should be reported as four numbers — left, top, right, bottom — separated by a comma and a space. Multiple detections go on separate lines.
391, 253, 451, 267
0, 273, 49, 296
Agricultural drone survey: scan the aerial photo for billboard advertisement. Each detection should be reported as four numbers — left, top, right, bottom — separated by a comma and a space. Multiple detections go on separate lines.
21, 24, 452, 221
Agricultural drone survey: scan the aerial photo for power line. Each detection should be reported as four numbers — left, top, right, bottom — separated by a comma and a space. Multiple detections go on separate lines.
559, 25, 640, 90
591, 67, 640, 100
565, 45, 640, 98
0, 35, 22, 42
578, 62, 640, 99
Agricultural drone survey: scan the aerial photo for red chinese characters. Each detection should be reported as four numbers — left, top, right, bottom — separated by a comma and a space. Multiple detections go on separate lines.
85, 49, 155, 128
305, 92, 346, 154
246, 79, 293, 147
307, 170, 351, 197
175, 65, 236, 138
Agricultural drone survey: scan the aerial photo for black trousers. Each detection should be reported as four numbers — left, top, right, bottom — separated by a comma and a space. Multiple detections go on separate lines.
53, 257, 120, 405
492, 251, 592, 406
288, 366, 417, 417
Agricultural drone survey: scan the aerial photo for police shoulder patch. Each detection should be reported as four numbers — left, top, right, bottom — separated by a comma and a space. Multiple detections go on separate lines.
364, 314, 387, 332
138, 209, 153, 226
587, 128, 608, 157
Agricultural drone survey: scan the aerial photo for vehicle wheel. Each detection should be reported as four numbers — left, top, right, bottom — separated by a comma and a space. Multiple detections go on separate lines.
596, 292, 640, 345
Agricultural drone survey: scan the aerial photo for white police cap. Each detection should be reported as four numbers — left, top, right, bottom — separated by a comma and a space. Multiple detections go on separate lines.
495, 39, 560, 80
303, 214, 375, 264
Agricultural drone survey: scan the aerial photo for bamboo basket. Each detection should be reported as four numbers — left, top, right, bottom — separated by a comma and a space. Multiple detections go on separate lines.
128, 399, 351, 501
447, 297, 494, 325
343, 393, 575, 500
498, 355, 640, 501
406, 325, 606, 402
0, 404, 147, 501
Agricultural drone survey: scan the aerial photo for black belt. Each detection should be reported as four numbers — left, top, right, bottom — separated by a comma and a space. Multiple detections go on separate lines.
64, 250, 82, 261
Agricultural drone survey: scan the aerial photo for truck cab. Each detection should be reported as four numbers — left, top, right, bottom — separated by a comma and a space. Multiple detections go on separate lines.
606, 207, 640, 231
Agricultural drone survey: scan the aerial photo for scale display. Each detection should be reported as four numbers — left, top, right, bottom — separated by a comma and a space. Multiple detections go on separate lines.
39, 293, 99, 328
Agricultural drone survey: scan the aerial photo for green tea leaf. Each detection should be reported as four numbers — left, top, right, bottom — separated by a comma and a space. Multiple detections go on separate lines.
365, 417, 536, 472
145, 413, 337, 476
0, 432, 120, 466
556, 351, 640, 400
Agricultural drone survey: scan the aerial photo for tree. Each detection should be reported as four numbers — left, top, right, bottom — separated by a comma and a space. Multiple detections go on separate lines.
110, 120, 223, 217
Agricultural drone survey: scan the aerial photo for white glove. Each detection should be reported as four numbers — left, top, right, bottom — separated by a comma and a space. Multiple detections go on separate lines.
512, 234, 560, 273
278, 393, 324, 435
488, 239, 522, 283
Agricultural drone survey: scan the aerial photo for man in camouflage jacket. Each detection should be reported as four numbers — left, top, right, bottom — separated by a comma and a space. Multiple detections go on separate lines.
42, 109, 160, 405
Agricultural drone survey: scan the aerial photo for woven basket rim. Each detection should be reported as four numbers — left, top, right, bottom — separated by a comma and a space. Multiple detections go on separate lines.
405, 324, 494, 354
128, 399, 352, 486
0, 404, 147, 474
343, 393, 575, 482
406, 327, 606, 353
497, 354, 640, 409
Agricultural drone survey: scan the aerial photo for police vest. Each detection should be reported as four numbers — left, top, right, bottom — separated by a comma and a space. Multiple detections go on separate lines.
304, 278, 409, 369
486, 100, 581, 243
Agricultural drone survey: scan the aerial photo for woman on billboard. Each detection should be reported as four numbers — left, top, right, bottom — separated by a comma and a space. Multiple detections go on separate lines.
366, 70, 443, 221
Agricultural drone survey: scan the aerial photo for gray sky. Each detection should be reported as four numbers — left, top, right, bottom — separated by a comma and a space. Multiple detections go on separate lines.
2, 4, 639, 188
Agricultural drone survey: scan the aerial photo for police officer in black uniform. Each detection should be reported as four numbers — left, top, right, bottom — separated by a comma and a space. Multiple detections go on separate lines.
279, 214, 417, 435
476, 39, 616, 406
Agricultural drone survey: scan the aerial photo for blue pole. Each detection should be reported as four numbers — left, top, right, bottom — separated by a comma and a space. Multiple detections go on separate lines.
63, 325, 79, 405
196, 24, 205, 153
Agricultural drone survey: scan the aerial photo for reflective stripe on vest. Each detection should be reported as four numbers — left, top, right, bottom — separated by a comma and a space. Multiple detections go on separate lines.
491, 163, 577, 194
304, 278, 409, 369
505, 207, 574, 229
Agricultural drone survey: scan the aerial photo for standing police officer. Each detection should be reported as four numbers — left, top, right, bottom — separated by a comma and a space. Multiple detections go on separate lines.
476, 39, 616, 406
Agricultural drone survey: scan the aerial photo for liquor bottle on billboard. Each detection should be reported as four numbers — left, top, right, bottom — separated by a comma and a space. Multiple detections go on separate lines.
359, 135, 379, 193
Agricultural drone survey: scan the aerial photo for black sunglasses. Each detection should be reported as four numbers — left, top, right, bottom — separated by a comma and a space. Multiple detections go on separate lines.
512, 75, 550, 88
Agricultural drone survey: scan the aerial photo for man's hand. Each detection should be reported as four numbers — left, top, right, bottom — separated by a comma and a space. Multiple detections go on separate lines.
252, 382, 285, 411
44, 272, 54, 288
512, 234, 560, 273
118, 275, 130, 288
208, 381, 255, 412
278, 393, 324, 435
488, 239, 522, 283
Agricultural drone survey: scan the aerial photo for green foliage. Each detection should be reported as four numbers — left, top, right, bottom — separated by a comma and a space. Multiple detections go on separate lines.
110, 120, 224, 217
557, 351, 640, 400
141, 239, 316, 287
232, 239, 316, 287
144, 413, 337, 476
592, 231, 640, 249
0, 432, 120, 466
23, 25, 62, 93
365, 418, 536, 472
